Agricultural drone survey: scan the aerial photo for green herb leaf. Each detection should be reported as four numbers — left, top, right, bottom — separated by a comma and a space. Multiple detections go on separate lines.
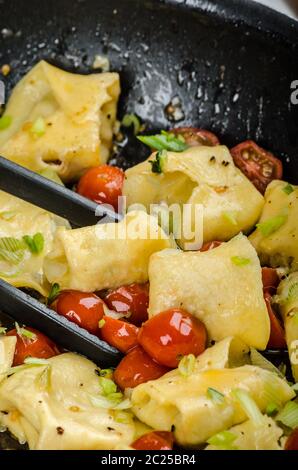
276, 401, 298, 429
138, 131, 188, 152
122, 114, 141, 135
47, 283, 61, 305
207, 387, 225, 404
15, 322, 37, 341
207, 430, 238, 450
178, 354, 196, 377
0, 115, 12, 130
30, 117, 46, 137
23, 233, 44, 254
283, 183, 294, 195
256, 215, 287, 237
149, 150, 168, 174
231, 256, 251, 266
232, 388, 264, 426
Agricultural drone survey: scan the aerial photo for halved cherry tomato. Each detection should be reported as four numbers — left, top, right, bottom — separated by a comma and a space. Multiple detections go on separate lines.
6, 328, 59, 366
199, 241, 223, 252
100, 316, 139, 353
285, 428, 298, 450
114, 346, 169, 390
52, 291, 105, 336
132, 431, 174, 450
104, 283, 149, 326
172, 127, 220, 147
264, 292, 287, 349
138, 308, 207, 368
230, 140, 283, 194
262, 267, 280, 295
77, 165, 124, 211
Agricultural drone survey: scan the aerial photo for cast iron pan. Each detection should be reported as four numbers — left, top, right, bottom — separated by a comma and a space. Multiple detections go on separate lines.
0, 0, 298, 450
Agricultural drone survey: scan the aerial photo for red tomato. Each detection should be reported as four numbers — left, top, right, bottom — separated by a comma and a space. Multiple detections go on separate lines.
6, 328, 59, 366
172, 127, 220, 147
285, 429, 298, 450
77, 165, 124, 211
100, 316, 139, 353
200, 241, 223, 252
264, 293, 286, 349
138, 308, 207, 368
114, 346, 169, 390
262, 267, 280, 295
52, 291, 105, 336
132, 431, 174, 450
230, 140, 283, 194
105, 283, 149, 326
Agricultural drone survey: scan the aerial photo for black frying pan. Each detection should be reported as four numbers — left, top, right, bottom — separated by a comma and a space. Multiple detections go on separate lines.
0, 0, 298, 450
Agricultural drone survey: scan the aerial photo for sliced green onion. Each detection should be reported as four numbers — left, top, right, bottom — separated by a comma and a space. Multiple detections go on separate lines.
30, 117, 46, 137
35, 365, 52, 392
39, 168, 64, 186
250, 348, 285, 379
23, 233, 44, 255
0, 115, 12, 130
112, 398, 132, 410
232, 388, 264, 426
99, 376, 117, 396
122, 114, 141, 135
149, 150, 168, 174
99, 369, 114, 379
24, 357, 50, 366
276, 401, 298, 429
207, 430, 238, 450
207, 387, 225, 404
98, 319, 106, 329
0, 211, 17, 221
89, 394, 131, 410
256, 215, 287, 237
138, 132, 188, 152
0, 327, 7, 335
47, 283, 61, 305
266, 402, 279, 416
223, 211, 238, 226
178, 354, 196, 377
283, 183, 294, 195
231, 256, 251, 266
15, 322, 37, 341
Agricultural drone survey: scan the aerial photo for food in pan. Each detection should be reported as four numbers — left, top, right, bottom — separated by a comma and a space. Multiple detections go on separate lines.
0, 62, 298, 451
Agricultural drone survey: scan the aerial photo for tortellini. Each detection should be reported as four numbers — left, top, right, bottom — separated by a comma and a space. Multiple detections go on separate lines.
131, 365, 294, 447
148, 234, 270, 349
123, 146, 264, 247
0, 191, 69, 295
44, 210, 173, 292
249, 180, 298, 272
0, 353, 136, 450
276, 272, 298, 382
0, 61, 120, 182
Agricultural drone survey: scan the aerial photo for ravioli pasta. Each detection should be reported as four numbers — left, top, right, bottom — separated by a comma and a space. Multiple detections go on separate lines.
148, 234, 270, 349
0, 352, 135, 450
123, 146, 264, 247
0, 191, 69, 295
0, 61, 120, 181
44, 211, 173, 292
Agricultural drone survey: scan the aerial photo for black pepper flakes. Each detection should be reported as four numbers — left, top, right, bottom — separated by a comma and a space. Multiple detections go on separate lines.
209, 156, 216, 163
107, 427, 115, 432
56, 427, 64, 435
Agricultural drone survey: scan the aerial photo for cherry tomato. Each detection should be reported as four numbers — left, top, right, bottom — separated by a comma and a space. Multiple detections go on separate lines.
6, 328, 59, 366
132, 431, 174, 450
114, 346, 169, 390
138, 308, 207, 368
262, 267, 280, 295
230, 140, 283, 194
104, 283, 149, 326
199, 241, 223, 252
172, 127, 220, 147
100, 316, 139, 353
264, 293, 286, 349
77, 165, 124, 211
285, 428, 298, 450
52, 291, 105, 336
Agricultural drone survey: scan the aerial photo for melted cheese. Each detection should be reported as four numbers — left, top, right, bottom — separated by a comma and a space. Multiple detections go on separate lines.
0, 61, 120, 182
123, 146, 264, 247
149, 234, 270, 349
